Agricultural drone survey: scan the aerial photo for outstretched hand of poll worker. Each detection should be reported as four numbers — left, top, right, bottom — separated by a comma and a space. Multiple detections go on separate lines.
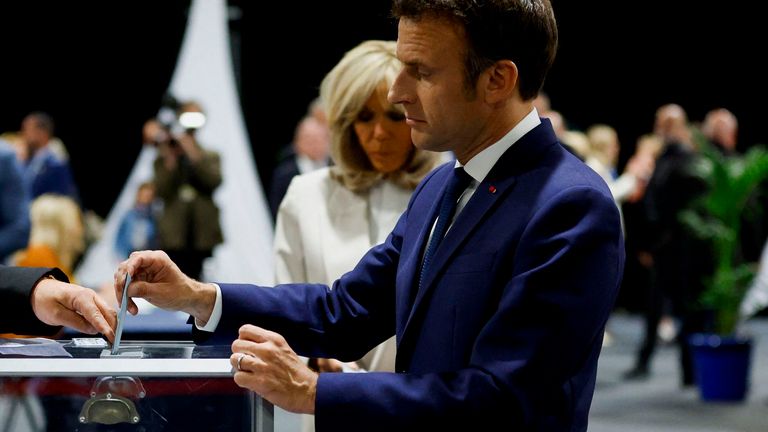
230, 325, 318, 414
114, 250, 217, 324
31, 277, 117, 343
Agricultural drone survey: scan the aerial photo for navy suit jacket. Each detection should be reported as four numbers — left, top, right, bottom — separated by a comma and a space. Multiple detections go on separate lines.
210, 120, 624, 431
26, 150, 79, 201
267, 154, 300, 221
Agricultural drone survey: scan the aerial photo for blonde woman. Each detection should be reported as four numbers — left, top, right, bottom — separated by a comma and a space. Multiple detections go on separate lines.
274, 40, 441, 375
586, 124, 653, 209
14, 194, 84, 281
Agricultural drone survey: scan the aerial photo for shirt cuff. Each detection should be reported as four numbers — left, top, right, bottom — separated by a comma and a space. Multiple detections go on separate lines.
194, 283, 222, 332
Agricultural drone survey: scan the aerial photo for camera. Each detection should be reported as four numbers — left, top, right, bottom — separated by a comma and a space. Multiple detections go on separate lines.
147, 95, 207, 148
161, 95, 206, 131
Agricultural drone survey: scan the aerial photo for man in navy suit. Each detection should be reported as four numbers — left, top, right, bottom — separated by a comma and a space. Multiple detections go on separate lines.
115, 1, 624, 430
20, 112, 80, 201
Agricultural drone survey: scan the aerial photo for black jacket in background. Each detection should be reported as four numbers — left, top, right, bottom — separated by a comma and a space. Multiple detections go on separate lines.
0, 265, 66, 335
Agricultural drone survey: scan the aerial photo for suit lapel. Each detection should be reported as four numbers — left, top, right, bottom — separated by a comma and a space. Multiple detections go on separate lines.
401, 174, 517, 337
396, 169, 448, 333
398, 119, 560, 353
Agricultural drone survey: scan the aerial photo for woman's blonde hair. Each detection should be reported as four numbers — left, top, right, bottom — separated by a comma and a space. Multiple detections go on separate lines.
28, 194, 84, 270
586, 124, 619, 166
320, 40, 439, 193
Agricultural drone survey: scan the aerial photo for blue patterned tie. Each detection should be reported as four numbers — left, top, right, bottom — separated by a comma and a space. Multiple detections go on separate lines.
419, 167, 473, 290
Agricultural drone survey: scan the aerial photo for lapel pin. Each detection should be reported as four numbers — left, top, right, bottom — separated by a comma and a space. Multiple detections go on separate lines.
488, 185, 497, 194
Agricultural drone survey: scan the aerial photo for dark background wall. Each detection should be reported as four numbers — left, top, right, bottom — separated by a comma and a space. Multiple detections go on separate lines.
0, 1, 763, 217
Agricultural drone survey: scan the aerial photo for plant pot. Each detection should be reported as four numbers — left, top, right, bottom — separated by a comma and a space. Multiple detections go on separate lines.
688, 333, 752, 402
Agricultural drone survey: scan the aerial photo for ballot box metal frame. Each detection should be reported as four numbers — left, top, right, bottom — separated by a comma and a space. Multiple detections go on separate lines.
0, 340, 273, 432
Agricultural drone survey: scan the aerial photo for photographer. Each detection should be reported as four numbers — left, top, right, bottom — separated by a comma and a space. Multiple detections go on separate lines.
143, 100, 223, 280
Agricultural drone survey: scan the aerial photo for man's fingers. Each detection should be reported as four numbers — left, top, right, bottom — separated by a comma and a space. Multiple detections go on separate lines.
231, 352, 252, 372
113, 265, 130, 306
94, 295, 118, 343
233, 327, 292, 362
127, 298, 138, 315
72, 292, 116, 343
230, 352, 268, 374
231, 338, 262, 355
113, 252, 147, 306
238, 325, 282, 343
121, 280, 157, 315
125, 280, 156, 314
56, 308, 98, 335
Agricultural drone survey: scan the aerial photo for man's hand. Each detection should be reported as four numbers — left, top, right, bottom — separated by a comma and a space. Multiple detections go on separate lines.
30, 278, 117, 343
175, 133, 203, 162
231, 325, 318, 414
114, 250, 216, 323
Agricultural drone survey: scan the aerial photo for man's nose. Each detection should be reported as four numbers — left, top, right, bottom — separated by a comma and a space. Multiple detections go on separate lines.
388, 70, 412, 105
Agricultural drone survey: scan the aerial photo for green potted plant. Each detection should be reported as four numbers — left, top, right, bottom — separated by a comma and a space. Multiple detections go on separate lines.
680, 137, 768, 401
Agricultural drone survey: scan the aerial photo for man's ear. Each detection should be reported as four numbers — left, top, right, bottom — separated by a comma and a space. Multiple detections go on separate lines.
484, 60, 518, 104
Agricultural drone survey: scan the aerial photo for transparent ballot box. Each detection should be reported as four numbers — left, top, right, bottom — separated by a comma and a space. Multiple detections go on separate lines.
0, 340, 273, 431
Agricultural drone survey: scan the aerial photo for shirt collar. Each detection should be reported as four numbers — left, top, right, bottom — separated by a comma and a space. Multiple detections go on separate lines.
456, 107, 541, 183
296, 154, 326, 174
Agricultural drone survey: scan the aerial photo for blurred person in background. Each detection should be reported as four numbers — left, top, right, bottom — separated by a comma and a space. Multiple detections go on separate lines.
0, 131, 29, 162
534, 96, 588, 162
147, 101, 223, 280
702, 107, 738, 156
12, 194, 85, 282
268, 99, 331, 221
624, 104, 708, 385
20, 112, 79, 201
115, 181, 158, 259
701, 108, 768, 272
586, 124, 654, 214
0, 138, 30, 263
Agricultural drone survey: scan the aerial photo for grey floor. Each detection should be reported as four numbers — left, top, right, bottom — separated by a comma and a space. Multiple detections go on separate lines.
591, 313, 768, 432
276, 313, 768, 432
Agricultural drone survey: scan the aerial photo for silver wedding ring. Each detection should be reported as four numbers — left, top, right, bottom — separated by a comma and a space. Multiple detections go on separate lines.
236, 353, 247, 371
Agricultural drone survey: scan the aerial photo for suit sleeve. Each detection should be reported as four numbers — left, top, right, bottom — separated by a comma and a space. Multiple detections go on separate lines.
0, 265, 68, 335
210, 211, 403, 356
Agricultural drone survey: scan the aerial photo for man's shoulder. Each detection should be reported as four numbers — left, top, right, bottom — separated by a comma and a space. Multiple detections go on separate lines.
502, 142, 614, 205
40, 151, 70, 169
272, 156, 300, 177
0, 140, 15, 158
0, 147, 17, 172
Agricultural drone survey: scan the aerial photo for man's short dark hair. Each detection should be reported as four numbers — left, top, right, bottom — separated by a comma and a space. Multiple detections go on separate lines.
392, 0, 558, 100
27, 111, 55, 135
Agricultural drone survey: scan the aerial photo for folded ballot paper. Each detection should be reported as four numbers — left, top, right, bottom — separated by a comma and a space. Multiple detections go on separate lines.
0, 337, 72, 358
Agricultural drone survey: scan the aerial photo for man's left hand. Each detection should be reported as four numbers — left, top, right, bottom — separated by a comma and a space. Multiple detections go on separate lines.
231, 325, 318, 414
